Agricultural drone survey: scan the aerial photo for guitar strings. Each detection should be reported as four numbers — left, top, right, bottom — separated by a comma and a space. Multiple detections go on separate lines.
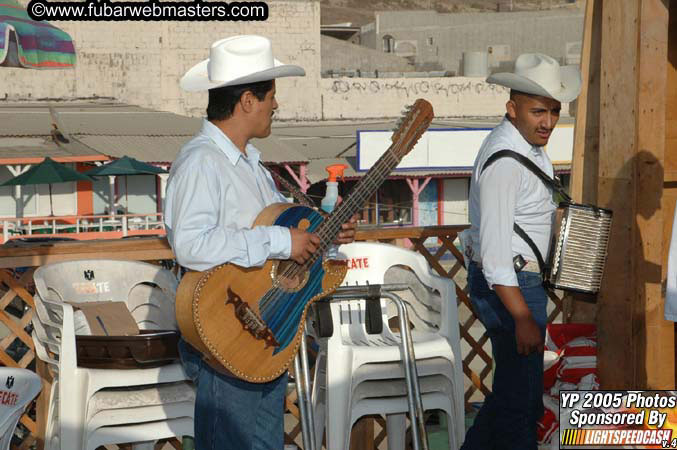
258, 120, 427, 328
257, 111, 430, 341
258, 124, 430, 349
259, 144, 403, 313
261, 119, 428, 315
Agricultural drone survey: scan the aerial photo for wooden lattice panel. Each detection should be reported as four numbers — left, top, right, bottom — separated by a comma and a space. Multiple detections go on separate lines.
0, 231, 565, 449
410, 230, 564, 410
0, 268, 39, 450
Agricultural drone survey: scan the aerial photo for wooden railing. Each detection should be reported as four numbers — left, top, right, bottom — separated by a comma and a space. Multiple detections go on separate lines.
0, 226, 565, 449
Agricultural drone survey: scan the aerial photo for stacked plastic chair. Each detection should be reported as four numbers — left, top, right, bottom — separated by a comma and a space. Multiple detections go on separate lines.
310, 242, 465, 450
0, 368, 41, 449
31, 260, 194, 450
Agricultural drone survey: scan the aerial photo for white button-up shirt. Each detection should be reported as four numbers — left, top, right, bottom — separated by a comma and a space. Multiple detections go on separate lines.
164, 120, 292, 271
468, 117, 556, 288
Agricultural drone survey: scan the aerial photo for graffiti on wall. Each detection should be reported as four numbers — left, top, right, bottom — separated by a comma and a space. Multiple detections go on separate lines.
327, 79, 509, 98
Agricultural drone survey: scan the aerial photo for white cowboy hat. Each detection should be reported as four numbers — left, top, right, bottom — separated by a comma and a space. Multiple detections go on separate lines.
486, 53, 581, 103
180, 35, 305, 92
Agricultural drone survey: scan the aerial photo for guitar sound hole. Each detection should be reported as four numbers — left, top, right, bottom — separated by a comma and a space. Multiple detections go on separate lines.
272, 261, 309, 292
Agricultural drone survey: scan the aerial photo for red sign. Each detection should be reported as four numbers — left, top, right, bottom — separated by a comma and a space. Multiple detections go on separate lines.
348, 257, 369, 270
0, 390, 18, 406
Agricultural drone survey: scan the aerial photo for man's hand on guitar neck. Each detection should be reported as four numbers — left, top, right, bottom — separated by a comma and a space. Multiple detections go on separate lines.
334, 214, 359, 245
290, 228, 321, 264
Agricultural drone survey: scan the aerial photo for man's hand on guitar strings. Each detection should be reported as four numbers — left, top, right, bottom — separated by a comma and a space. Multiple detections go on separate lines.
290, 228, 321, 264
334, 214, 359, 245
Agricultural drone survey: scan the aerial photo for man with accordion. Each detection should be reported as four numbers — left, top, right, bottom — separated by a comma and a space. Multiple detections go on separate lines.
461, 53, 581, 450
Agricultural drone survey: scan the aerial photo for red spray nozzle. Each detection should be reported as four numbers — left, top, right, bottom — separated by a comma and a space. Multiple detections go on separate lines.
326, 164, 348, 182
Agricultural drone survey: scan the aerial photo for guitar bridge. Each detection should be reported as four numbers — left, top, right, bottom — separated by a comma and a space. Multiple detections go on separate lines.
226, 288, 279, 349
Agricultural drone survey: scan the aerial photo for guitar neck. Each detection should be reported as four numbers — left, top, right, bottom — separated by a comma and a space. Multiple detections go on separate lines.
291, 99, 432, 270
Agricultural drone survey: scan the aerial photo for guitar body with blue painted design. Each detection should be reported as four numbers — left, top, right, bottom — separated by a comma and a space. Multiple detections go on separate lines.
175, 99, 434, 382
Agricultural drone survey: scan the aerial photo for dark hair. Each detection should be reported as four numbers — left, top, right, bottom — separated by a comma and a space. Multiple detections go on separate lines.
510, 89, 534, 100
206, 79, 274, 121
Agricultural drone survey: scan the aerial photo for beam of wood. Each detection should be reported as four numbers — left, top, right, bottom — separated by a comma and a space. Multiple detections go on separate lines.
566, 0, 603, 323
636, 0, 672, 389
664, 0, 677, 388
597, 0, 671, 389
0, 226, 470, 268
570, 0, 602, 205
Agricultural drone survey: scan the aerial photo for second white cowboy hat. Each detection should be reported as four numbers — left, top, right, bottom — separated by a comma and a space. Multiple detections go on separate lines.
180, 35, 305, 92
487, 53, 581, 103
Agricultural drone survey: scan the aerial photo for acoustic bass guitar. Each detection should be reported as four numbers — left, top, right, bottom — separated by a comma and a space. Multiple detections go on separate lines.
176, 98, 434, 382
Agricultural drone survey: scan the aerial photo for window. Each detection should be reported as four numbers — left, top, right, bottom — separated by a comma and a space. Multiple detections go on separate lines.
382, 35, 395, 53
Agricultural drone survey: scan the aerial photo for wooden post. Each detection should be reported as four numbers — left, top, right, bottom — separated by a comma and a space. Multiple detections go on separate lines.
664, 0, 677, 386
596, 0, 672, 388
567, 0, 603, 323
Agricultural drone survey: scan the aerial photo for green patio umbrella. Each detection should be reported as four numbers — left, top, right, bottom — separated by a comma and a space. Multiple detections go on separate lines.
83, 156, 168, 215
1, 157, 94, 216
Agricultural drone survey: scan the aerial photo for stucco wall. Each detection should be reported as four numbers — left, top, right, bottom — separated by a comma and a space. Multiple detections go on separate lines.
1, 1, 322, 120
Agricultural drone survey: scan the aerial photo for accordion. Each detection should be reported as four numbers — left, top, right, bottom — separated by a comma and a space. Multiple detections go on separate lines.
481, 150, 613, 295
546, 203, 613, 294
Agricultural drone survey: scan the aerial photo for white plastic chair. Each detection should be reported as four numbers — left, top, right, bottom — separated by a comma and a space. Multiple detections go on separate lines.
31, 259, 194, 450
0, 368, 41, 450
311, 242, 465, 450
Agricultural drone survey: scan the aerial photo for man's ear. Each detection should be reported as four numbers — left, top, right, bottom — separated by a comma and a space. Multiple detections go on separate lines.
506, 99, 517, 120
239, 90, 255, 114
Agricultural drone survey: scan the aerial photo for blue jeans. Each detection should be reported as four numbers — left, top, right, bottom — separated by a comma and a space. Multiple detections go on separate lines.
178, 339, 288, 450
461, 262, 547, 450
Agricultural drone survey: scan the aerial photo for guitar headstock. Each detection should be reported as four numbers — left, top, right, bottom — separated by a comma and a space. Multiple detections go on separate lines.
391, 99, 434, 156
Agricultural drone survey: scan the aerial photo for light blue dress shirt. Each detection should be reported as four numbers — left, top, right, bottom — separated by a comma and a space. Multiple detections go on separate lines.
468, 117, 557, 288
164, 120, 292, 271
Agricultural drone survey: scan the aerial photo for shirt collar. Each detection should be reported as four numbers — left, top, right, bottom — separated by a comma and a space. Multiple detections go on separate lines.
200, 119, 261, 166
498, 115, 543, 157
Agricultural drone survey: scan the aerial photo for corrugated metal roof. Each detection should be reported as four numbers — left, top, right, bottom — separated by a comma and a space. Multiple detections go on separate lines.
75, 135, 191, 163
0, 111, 54, 136
0, 139, 101, 160
60, 113, 202, 136
75, 134, 308, 165
0, 102, 573, 179
0, 102, 201, 137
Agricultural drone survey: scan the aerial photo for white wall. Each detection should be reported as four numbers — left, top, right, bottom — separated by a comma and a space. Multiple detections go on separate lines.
442, 178, 468, 225
2, 2, 322, 121
119, 175, 157, 214
321, 77, 510, 120
36, 181, 77, 216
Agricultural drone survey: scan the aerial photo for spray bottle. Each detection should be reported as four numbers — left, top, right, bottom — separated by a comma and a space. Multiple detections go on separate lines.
321, 164, 348, 260
321, 164, 348, 213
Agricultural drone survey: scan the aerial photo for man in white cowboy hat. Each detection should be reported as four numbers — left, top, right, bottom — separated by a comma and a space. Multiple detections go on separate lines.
164, 35, 357, 450
461, 53, 581, 450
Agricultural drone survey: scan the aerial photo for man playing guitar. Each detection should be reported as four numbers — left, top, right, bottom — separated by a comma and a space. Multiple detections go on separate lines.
164, 35, 357, 450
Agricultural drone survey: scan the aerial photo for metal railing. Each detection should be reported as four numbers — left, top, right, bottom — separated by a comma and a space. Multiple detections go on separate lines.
0, 213, 165, 243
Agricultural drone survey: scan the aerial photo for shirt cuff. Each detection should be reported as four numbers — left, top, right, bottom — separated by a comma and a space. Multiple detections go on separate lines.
266, 225, 292, 260
483, 266, 518, 290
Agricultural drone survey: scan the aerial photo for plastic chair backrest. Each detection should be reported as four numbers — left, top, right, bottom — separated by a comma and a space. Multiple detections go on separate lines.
34, 260, 178, 330
0, 368, 41, 450
337, 242, 450, 332
31, 293, 78, 372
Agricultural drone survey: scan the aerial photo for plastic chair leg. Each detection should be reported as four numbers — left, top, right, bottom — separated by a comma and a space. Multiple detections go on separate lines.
326, 370, 352, 450
386, 413, 406, 450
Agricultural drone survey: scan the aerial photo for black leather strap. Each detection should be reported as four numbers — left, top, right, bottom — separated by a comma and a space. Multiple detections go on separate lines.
481, 150, 571, 202
480, 149, 567, 277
